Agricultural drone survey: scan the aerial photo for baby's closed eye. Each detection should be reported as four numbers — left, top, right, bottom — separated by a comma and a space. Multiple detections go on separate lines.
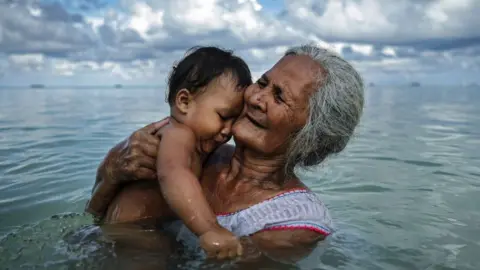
218, 113, 230, 121
218, 109, 241, 121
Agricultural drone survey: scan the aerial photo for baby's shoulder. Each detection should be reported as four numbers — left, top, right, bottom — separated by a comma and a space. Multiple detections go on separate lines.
160, 124, 196, 145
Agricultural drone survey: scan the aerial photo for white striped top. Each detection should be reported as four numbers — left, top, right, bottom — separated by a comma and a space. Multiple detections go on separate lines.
173, 188, 335, 249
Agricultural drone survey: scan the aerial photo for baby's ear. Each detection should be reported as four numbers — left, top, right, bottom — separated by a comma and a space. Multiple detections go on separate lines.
175, 88, 193, 114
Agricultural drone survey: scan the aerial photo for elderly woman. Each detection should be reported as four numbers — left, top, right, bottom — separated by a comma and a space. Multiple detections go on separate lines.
86, 44, 364, 263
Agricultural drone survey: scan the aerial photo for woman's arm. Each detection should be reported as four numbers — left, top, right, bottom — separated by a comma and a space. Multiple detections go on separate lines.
85, 157, 120, 219
246, 229, 326, 263
85, 119, 169, 220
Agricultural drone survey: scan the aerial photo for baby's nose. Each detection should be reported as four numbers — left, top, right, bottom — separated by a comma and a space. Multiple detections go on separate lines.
220, 127, 231, 137
220, 120, 233, 137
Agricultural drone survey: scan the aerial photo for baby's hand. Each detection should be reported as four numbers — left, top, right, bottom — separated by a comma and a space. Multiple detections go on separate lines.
199, 227, 243, 260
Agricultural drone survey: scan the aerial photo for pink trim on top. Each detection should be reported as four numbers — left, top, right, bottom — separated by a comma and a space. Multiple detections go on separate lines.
215, 187, 309, 216
262, 225, 331, 236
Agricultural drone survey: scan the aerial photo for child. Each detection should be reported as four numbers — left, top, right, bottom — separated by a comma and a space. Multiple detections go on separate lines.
156, 47, 252, 259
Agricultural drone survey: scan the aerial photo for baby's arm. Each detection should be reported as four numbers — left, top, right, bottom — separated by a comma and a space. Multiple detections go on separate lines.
156, 126, 219, 236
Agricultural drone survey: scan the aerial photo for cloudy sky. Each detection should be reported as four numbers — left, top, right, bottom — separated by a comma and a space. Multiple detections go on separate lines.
0, 0, 479, 86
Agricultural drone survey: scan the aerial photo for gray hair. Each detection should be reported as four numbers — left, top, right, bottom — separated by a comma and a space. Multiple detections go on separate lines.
284, 44, 364, 173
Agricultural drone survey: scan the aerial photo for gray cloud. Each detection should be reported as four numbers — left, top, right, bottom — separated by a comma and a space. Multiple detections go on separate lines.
51, 0, 109, 12
283, 0, 480, 51
39, 1, 84, 23
0, 3, 96, 56
0, 0, 478, 84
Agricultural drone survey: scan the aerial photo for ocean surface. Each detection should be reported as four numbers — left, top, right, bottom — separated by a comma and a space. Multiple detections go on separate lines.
0, 85, 479, 270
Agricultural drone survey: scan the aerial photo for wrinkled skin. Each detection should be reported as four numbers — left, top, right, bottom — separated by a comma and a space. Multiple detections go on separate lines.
87, 118, 171, 222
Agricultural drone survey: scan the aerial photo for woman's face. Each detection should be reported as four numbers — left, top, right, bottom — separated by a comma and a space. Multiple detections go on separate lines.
232, 54, 324, 157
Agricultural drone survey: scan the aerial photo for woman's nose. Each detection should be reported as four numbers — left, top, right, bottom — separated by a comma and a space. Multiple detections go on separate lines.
247, 85, 267, 112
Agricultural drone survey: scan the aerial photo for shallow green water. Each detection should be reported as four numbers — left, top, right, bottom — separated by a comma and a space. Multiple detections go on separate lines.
0, 86, 479, 269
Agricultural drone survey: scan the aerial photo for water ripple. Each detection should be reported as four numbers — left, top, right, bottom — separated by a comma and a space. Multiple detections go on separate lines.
1, 86, 479, 269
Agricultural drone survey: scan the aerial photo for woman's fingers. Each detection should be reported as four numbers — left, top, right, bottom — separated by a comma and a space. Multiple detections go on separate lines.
134, 167, 157, 181
133, 124, 162, 158
134, 155, 157, 172
143, 118, 170, 135
138, 135, 160, 158
124, 152, 156, 180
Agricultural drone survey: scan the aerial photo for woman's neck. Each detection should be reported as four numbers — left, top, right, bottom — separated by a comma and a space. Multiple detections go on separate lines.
225, 145, 289, 190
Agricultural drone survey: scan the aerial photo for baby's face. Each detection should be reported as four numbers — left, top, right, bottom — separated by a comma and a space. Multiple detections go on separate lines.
187, 74, 246, 154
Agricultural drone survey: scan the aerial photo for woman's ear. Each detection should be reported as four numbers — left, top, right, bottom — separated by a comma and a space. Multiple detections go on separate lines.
175, 88, 193, 114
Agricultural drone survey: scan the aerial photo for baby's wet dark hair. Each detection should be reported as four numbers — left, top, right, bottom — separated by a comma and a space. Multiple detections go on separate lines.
166, 46, 252, 105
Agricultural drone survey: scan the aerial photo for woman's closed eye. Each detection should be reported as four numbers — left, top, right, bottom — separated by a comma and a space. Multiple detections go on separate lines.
256, 79, 267, 88
257, 78, 284, 103
273, 86, 285, 103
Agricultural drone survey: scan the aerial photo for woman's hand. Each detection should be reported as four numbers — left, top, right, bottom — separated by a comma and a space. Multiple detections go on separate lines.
85, 117, 169, 219
103, 118, 170, 185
